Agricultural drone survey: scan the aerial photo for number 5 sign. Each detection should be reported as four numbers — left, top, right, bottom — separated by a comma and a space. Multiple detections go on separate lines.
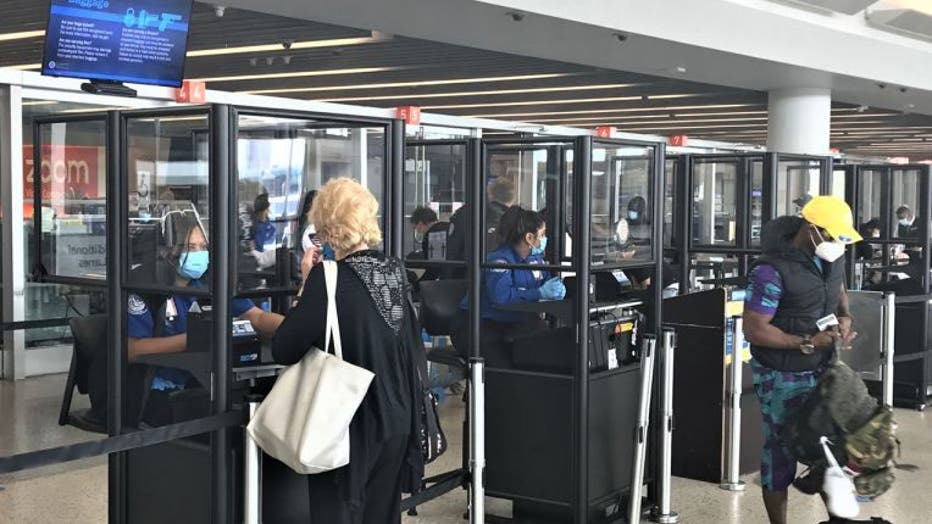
175, 80, 207, 104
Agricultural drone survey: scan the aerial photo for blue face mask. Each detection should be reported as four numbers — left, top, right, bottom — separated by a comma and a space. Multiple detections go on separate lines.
628, 211, 639, 221
531, 236, 547, 256
322, 243, 336, 260
178, 251, 209, 280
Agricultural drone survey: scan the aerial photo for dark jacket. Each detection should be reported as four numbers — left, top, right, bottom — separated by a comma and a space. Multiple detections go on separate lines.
272, 251, 424, 508
750, 216, 844, 371
418, 221, 451, 282
446, 201, 509, 277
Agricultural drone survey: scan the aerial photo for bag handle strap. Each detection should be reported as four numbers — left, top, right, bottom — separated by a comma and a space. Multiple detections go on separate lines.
323, 260, 344, 360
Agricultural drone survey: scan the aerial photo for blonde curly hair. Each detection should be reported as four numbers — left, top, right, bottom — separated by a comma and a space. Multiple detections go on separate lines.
310, 178, 382, 255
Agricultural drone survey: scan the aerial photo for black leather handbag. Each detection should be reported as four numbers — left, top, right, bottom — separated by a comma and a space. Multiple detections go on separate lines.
419, 379, 447, 464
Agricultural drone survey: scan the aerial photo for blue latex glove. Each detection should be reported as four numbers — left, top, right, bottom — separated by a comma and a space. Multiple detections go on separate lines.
539, 277, 566, 301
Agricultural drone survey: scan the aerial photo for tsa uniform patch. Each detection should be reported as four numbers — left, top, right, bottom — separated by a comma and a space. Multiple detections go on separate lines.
491, 259, 509, 273
128, 294, 148, 315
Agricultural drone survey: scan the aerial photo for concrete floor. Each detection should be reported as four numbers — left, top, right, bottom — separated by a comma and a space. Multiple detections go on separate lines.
1, 374, 930, 523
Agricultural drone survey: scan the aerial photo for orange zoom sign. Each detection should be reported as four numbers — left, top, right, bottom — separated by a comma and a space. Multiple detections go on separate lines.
23, 145, 103, 201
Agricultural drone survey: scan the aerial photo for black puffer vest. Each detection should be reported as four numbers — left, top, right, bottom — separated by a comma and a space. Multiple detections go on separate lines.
749, 247, 844, 371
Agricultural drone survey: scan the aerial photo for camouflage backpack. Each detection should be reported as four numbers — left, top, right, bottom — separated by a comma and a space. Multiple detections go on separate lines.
845, 407, 916, 499
786, 361, 916, 500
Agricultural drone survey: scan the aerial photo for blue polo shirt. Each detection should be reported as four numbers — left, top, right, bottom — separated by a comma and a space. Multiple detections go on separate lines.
461, 245, 549, 323
253, 219, 277, 252
127, 280, 255, 391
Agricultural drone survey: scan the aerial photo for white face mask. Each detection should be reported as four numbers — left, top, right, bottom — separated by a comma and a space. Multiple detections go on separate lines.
899, 217, 914, 227
812, 227, 846, 262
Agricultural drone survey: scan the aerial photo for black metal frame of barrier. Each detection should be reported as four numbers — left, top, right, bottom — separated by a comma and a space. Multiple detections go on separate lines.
398, 136, 479, 513
671, 152, 832, 291
5, 104, 672, 524
20, 114, 111, 351
844, 163, 932, 409
1, 104, 405, 524
475, 135, 665, 523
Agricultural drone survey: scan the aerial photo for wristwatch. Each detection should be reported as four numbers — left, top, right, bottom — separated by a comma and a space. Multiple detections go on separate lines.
799, 334, 816, 355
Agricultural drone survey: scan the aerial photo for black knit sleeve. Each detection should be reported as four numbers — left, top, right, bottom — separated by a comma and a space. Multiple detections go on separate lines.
271, 265, 327, 365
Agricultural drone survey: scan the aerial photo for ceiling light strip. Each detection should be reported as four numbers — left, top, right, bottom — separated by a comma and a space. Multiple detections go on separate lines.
623, 123, 766, 130
465, 104, 760, 119
317, 83, 641, 102
544, 117, 771, 126
193, 66, 399, 83
0, 30, 44, 42
522, 111, 768, 123
2, 63, 41, 71
241, 73, 577, 95
187, 36, 385, 58
422, 93, 697, 110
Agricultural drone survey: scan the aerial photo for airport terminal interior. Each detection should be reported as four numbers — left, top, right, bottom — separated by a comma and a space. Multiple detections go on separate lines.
2, 1, 932, 523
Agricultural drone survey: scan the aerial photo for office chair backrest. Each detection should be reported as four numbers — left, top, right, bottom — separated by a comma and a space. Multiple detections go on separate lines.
70, 314, 108, 394
418, 279, 467, 337
69, 312, 153, 428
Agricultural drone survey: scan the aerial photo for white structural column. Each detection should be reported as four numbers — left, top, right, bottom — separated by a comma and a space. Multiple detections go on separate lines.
767, 88, 832, 156
0, 84, 25, 380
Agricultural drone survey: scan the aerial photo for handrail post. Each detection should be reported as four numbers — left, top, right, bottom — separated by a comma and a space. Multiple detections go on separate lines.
468, 358, 485, 524
628, 335, 657, 524
244, 396, 263, 524
651, 329, 679, 523
882, 293, 896, 408
720, 317, 746, 492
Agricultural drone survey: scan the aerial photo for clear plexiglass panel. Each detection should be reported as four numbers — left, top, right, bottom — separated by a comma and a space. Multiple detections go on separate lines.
235, 115, 387, 292
750, 160, 764, 247
691, 159, 738, 247
858, 169, 884, 238
125, 113, 210, 291
664, 158, 677, 248
484, 144, 568, 262
404, 143, 466, 261
891, 168, 922, 240
34, 119, 108, 280
591, 142, 654, 265
775, 159, 821, 217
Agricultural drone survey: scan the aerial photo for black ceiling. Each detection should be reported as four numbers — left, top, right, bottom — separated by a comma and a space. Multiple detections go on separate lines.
2, 1, 932, 159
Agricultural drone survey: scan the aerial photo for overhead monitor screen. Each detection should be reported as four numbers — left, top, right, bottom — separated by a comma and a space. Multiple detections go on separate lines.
42, 0, 194, 87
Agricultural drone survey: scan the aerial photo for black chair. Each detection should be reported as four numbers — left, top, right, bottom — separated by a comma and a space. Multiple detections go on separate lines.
418, 279, 468, 386
60, 314, 108, 434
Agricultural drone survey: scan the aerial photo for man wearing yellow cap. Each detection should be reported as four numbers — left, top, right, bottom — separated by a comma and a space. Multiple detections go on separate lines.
743, 196, 862, 524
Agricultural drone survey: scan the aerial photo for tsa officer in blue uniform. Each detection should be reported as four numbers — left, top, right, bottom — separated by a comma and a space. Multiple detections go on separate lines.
451, 206, 566, 368
127, 214, 284, 426
252, 193, 278, 252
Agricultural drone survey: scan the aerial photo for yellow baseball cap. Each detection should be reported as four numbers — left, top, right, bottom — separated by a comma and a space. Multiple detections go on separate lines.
800, 196, 862, 244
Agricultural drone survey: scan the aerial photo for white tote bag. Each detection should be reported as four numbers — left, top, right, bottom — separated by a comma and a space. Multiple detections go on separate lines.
247, 260, 375, 474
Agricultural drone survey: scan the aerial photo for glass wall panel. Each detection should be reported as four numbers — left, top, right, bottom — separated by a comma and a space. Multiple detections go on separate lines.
592, 143, 654, 265
691, 254, 741, 291
750, 160, 764, 246
691, 160, 738, 246
858, 169, 884, 238
831, 168, 847, 200
403, 143, 466, 259
484, 145, 558, 259
35, 119, 108, 280
233, 115, 388, 294
125, 114, 210, 291
21, 104, 113, 351
664, 158, 676, 249
775, 159, 821, 217
891, 168, 921, 240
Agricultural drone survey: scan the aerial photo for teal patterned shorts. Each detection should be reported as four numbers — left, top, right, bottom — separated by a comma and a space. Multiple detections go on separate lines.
751, 359, 820, 491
